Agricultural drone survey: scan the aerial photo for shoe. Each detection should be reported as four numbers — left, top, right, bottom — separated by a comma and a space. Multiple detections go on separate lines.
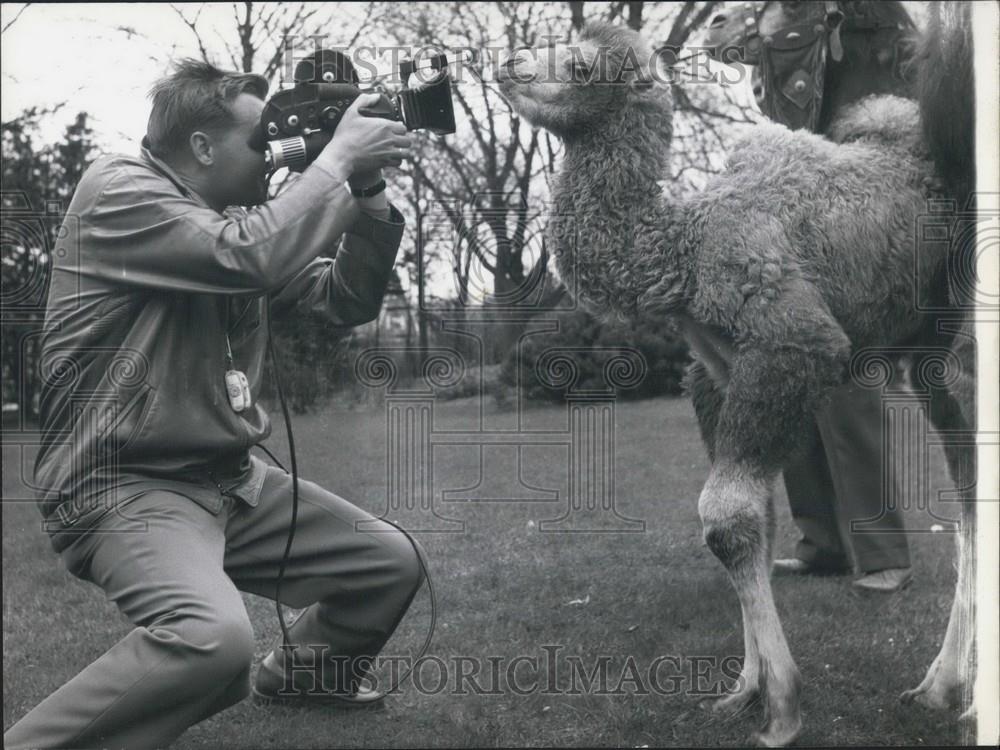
772, 558, 850, 577
252, 650, 386, 709
852, 567, 913, 593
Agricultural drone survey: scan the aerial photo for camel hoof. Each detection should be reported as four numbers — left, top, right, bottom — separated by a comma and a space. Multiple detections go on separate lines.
914, 691, 953, 710
748, 720, 802, 748
698, 690, 759, 719
900, 685, 956, 711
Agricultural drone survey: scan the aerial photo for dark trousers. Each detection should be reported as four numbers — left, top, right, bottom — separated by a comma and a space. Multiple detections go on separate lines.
782, 382, 911, 573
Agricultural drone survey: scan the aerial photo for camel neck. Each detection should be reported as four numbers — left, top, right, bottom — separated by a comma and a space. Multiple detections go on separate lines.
563, 122, 669, 196
549, 124, 691, 321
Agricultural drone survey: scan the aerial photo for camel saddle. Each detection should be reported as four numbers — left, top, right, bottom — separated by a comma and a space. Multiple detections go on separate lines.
745, 1, 912, 132
742, 1, 845, 132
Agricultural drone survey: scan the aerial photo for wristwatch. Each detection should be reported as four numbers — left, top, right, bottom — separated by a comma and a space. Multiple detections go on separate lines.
349, 178, 387, 198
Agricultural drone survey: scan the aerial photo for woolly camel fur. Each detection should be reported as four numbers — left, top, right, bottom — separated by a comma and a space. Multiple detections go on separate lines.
498, 17, 975, 748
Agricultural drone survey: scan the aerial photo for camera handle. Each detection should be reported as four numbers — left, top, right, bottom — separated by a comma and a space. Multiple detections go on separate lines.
357, 93, 400, 121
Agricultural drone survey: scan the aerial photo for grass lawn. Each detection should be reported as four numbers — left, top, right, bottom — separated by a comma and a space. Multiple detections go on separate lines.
3, 394, 964, 747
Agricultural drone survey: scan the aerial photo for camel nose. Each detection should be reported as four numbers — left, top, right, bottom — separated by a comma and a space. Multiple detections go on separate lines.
709, 12, 729, 29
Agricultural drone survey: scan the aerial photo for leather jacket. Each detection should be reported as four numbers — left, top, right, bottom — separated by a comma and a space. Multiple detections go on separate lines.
34, 145, 404, 552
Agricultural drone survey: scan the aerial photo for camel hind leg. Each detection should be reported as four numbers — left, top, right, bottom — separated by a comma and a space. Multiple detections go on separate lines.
902, 326, 976, 720
899, 500, 975, 711
685, 358, 726, 463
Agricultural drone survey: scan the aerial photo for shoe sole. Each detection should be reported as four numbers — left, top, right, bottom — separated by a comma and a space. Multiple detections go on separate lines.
852, 576, 914, 594
251, 683, 386, 709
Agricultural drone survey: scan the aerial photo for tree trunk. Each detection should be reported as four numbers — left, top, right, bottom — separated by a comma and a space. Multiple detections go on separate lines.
417, 210, 429, 354
627, 1, 643, 30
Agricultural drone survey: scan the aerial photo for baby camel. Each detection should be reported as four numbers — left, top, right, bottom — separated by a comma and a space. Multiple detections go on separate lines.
498, 17, 975, 748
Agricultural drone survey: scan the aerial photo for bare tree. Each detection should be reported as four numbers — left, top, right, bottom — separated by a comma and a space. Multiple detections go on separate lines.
369, 2, 567, 357
169, 1, 380, 81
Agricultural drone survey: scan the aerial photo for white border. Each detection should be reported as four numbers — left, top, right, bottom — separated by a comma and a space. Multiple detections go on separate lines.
973, 0, 1000, 744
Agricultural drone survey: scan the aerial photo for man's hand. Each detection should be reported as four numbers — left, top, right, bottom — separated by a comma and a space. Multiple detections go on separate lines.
315, 94, 412, 178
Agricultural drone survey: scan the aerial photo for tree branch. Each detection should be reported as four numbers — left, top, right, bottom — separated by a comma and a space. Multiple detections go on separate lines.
171, 3, 212, 63
1, 3, 31, 35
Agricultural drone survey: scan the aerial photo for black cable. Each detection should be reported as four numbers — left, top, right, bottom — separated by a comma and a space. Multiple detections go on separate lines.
264, 300, 299, 651
255, 442, 287, 473
261, 297, 435, 696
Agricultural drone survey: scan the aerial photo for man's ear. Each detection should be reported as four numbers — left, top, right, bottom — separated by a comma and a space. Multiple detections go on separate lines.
189, 131, 214, 166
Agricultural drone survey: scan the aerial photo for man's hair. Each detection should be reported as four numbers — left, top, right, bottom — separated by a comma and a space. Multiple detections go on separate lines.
146, 59, 268, 158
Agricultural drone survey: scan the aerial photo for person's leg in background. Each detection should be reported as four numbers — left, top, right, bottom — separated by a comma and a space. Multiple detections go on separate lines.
815, 382, 912, 591
4, 492, 255, 750
778, 414, 852, 575
776, 382, 911, 591
224, 464, 424, 701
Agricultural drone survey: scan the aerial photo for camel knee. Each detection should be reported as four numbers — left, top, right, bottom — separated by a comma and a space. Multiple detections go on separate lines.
703, 510, 764, 570
699, 467, 769, 570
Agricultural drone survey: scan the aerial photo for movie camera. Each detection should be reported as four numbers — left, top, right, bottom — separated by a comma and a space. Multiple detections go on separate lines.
253, 48, 462, 172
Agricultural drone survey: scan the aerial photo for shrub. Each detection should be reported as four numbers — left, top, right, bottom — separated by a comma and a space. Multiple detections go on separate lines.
500, 305, 690, 403
262, 310, 357, 413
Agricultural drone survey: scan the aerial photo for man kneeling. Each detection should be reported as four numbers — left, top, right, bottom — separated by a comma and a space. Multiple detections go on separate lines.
5, 59, 421, 750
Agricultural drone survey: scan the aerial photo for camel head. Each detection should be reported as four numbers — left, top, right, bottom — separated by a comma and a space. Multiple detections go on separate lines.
498, 22, 673, 142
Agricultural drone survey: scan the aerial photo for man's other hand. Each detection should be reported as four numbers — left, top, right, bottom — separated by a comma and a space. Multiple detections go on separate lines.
317, 94, 412, 178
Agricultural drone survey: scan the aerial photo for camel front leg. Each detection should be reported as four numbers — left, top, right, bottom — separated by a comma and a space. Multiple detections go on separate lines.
699, 462, 802, 747
701, 598, 762, 718
700, 490, 777, 720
